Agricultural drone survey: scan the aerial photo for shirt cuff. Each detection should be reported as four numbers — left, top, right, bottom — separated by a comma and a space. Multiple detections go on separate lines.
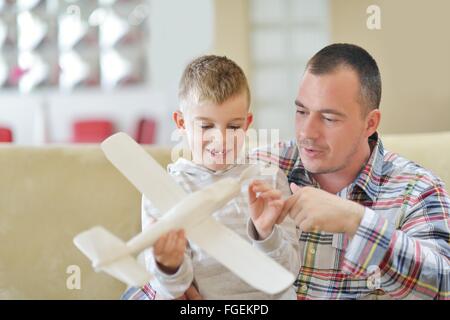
153, 255, 191, 283
247, 218, 282, 252
342, 208, 395, 277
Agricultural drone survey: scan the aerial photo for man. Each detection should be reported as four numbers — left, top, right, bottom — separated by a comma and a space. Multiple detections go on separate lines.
253, 43, 449, 299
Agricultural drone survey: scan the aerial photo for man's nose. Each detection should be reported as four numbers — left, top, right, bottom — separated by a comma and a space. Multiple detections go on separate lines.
299, 114, 321, 140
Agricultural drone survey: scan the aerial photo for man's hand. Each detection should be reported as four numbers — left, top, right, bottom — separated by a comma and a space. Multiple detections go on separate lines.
248, 180, 284, 240
154, 229, 187, 274
279, 183, 365, 236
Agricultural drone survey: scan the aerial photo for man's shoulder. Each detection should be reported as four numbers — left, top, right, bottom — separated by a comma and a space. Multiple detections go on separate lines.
381, 148, 446, 191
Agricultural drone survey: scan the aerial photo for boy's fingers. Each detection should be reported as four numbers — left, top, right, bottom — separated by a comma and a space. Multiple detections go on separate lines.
250, 183, 272, 193
177, 230, 187, 250
258, 189, 282, 201
153, 233, 168, 255
176, 238, 185, 253
250, 179, 265, 186
185, 285, 203, 300
248, 185, 257, 203
173, 229, 186, 248
176, 237, 184, 251
163, 231, 177, 252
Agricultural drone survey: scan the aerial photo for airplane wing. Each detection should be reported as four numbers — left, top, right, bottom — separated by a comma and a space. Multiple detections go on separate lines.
101, 132, 187, 213
186, 217, 296, 295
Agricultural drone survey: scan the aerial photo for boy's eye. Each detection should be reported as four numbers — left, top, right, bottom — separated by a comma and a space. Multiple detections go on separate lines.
228, 126, 242, 130
296, 110, 307, 115
200, 124, 213, 129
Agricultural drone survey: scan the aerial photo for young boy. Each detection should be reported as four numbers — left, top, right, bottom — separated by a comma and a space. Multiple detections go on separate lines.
141, 55, 300, 299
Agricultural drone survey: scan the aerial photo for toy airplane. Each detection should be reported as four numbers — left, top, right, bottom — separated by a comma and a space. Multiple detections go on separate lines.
73, 132, 295, 295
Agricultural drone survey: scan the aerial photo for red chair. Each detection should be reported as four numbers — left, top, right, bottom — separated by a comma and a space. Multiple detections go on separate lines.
135, 118, 157, 144
72, 120, 114, 143
0, 127, 13, 142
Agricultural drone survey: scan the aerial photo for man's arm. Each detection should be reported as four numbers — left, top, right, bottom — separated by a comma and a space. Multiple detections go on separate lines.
342, 183, 450, 299
283, 183, 450, 299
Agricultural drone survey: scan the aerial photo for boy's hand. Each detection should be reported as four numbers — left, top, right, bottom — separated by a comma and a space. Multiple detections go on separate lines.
154, 229, 187, 275
176, 285, 204, 300
248, 180, 284, 240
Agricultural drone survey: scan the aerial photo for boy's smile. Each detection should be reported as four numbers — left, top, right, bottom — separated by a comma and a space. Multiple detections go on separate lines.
205, 147, 233, 159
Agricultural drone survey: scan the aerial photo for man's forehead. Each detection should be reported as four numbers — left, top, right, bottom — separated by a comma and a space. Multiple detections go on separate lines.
301, 67, 359, 89
297, 69, 361, 111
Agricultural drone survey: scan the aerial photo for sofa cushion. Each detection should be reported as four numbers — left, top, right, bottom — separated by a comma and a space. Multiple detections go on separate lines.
0, 145, 171, 299
381, 131, 450, 186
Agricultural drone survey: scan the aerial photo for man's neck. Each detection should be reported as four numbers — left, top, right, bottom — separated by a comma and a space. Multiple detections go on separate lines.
311, 143, 371, 194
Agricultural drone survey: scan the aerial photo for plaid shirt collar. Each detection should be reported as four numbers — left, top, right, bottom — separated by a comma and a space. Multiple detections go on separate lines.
290, 132, 383, 201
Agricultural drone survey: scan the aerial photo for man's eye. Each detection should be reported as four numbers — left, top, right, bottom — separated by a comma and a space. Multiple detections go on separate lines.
296, 110, 306, 115
228, 126, 241, 130
200, 124, 213, 129
324, 117, 336, 123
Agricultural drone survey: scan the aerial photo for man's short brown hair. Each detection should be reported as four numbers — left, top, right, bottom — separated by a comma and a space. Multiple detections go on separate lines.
178, 55, 250, 111
306, 43, 382, 116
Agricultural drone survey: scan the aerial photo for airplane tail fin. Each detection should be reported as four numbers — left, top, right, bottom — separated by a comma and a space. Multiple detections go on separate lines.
73, 226, 152, 287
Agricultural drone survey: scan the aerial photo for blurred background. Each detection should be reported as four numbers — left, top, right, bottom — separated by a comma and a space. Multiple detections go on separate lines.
0, 0, 448, 146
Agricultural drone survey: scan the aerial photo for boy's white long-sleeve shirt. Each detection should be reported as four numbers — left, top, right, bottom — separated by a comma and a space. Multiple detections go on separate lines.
142, 158, 301, 300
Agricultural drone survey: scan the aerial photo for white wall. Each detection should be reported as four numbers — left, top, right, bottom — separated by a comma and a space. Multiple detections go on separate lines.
249, 0, 330, 141
331, 0, 450, 135
0, 0, 214, 145
147, 0, 214, 144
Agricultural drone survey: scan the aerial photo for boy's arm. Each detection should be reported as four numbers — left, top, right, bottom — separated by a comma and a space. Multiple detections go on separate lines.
246, 168, 301, 284
141, 195, 194, 299
147, 250, 194, 299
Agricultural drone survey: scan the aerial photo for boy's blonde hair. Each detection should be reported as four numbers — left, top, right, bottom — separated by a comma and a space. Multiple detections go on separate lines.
178, 55, 250, 112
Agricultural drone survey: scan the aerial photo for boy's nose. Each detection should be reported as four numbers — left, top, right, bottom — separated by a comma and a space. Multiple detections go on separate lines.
203, 128, 225, 143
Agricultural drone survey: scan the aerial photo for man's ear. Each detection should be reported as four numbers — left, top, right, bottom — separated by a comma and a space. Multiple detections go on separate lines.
173, 110, 185, 129
365, 109, 381, 138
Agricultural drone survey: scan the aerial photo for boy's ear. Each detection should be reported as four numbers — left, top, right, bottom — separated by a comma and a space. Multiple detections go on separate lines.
173, 110, 185, 129
244, 112, 253, 130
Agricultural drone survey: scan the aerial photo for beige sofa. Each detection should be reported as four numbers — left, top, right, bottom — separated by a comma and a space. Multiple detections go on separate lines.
0, 131, 449, 299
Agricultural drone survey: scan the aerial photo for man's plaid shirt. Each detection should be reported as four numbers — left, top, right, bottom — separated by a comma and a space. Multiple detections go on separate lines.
250, 133, 450, 299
